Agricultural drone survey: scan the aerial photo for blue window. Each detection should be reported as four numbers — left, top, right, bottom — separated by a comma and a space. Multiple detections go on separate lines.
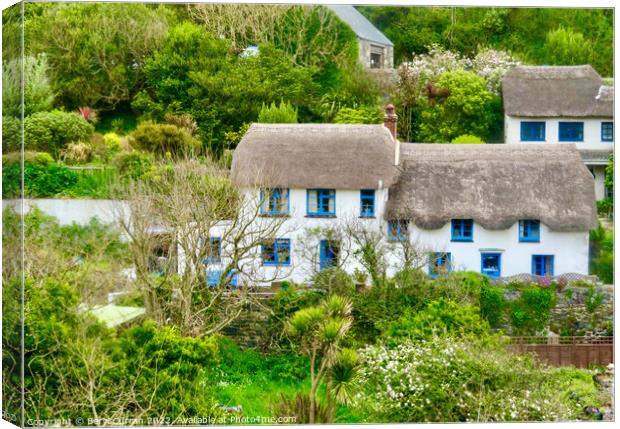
319, 240, 339, 271
360, 189, 375, 218
519, 220, 540, 242
559, 122, 584, 142
451, 219, 473, 242
307, 189, 335, 216
387, 220, 409, 241
261, 238, 291, 266
206, 269, 238, 287
601, 122, 614, 142
520, 122, 546, 141
532, 255, 554, 277
204, 237, 222, 263
260, 188, 289, 215
429, 252, 451, 277
481, 253, 501, 278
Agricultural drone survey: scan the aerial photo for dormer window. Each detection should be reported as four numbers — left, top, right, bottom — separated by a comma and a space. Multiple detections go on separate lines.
519, 220, 540, 242
451, 219, 473, 242
260, 188, 289, 216
559, 122, 584, 142
307, 189, 336, 217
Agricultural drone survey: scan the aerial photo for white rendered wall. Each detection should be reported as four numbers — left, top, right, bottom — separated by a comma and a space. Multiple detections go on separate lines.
504, 115, 614, 145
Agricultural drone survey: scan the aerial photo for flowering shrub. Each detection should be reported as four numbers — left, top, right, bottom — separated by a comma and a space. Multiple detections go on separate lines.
356, 337, 580, 422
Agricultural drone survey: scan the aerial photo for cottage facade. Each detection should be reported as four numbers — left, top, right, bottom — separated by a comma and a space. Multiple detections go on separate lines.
221, 115, 597, 286
502, 65, 614, 200
328, 5, 394, 70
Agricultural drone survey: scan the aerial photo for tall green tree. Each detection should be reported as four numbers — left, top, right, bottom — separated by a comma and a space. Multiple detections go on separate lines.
542, 26, 592, 66
3, 55, 55, 117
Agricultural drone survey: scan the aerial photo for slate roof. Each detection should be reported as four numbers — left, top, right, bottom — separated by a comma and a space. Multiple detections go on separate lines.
327, 5, 393, 46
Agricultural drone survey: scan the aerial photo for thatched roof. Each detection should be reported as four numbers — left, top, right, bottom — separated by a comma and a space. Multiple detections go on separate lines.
502, 65, 613, 117
579, 147, 613, 165
386, 144, 597, 232
231, 124, 400, 189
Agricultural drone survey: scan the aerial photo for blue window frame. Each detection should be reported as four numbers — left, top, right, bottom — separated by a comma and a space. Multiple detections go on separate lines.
519, 220, 540, 242
559, 122, 584, 142
319, 240, 339, 271
261, 238, 291, 266
601, 122, 614, 142
520, 121, 546, 141
307, 189, 336, 216
429, 252, 451, 277
387, 220, 409, 241
260, 188, 289, 215
532, 255, 554, 277
360, 189, 375, 218
451, 219, 473, 242
204, 237, 222, 263
481, 253, 501, 278
206, 269, 238, 287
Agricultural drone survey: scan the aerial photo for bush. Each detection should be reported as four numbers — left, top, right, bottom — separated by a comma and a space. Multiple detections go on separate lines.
24, 110, 94, 157
357, 336, 582, 422
596, 198, 613, 218
431, 271, 489, 305
2, 151, 54, 167
479, 285, 506, 328
510, 286, 556, 335
111, 150, 154, 180
103, 132, 121, 153
451, 134, 484, 144
2, 154, 78, 198
258, 101, 298, 123
60, 142, 93, 164
333, 107, 382, 124
311, 267, 355, 295
131, 121, 201, 156
2, 115, 21, 153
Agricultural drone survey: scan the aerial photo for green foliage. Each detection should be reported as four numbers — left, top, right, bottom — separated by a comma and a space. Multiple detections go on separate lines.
584, 287, 604, 314
24, 110, 94, 158
357, 336, 584, 422
2, 115, 21, 153
2, 150, 54, 167
2, 54, 55, 117
130, 121, 201, 157
605, 154, 613, 191
510, 286, 556, 335
479, 285, 506, 328
26, 2, 174, 108
2, 159, 78, 198
333, 107, 382, 124
597, 198, 613, 218
382, 299, 490, 342
417, 70, 498, 142
311, 267, 355, 296
590, 224, 613, 284
258, 101, 298, 123
542, 26, 592, 66
112, 150, 155, 180
451, 134, 484, 144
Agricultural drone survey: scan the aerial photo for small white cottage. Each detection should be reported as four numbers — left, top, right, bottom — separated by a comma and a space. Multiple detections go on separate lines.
225, 108, 597, 285
502, 65, 614, 200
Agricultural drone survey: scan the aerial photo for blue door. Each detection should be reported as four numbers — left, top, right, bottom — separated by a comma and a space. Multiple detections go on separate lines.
481, 253, 501, 278
319, 240, 339, 271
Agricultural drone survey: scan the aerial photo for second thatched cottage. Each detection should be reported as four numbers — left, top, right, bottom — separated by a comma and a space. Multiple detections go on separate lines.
220, 106, 597, 286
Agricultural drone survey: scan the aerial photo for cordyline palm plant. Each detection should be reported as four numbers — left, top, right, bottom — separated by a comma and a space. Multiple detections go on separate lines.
287, 295, 359, 423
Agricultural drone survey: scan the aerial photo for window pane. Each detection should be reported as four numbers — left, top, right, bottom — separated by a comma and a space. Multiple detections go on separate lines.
308, 190, 318, 213
262, 243, 275, 263
602, 122, 614, 141
559, 122, 584, 141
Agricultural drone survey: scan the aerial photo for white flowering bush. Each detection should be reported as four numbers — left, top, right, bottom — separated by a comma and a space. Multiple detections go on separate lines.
355, 336, 580, 422
470, 48, 521, 94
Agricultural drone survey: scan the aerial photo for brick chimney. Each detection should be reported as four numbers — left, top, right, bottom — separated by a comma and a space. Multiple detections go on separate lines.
384, 103, 397, 141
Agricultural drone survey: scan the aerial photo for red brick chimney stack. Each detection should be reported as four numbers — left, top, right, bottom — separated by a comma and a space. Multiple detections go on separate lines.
384, 103, 397, 141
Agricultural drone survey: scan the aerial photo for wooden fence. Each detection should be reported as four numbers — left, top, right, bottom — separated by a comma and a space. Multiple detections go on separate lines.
508, 336, 613, 368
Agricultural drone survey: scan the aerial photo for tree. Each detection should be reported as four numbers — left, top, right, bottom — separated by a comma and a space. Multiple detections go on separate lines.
333, 107, 382, 124
3, 55, 55, 117
258, 101, 298, 123
417, 70, 498, 142
542, 26, 592, 67
26, 2, 173, 108
120, 158, 292, 336
287, 295, 355, 423
451, 134, 484, 144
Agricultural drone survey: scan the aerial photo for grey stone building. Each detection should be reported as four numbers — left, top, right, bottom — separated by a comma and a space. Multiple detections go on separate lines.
328, 4, 394, 70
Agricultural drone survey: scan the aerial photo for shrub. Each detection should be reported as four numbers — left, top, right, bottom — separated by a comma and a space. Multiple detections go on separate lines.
479, 285, 506, 328
60, 142, 93, 164
111, 150, 154, 180
596, 198, 613, 218
258, 101, 298, 123
3, 54, 55, 117
357, 336, 582, 422
451, 134, 484, 144
2, 151, 54, 167
311, 267, 355, 295
431, 271, 489, 305
2, 160, 78, 198
24, 110, 94, 157
510, 286, 556, 335
333, 107, 382, 124
103, 132, 121, 153
2, 115, 21, 153
381, 299, 490, 342
131, 121, 201, 156
76, 106, 99, 124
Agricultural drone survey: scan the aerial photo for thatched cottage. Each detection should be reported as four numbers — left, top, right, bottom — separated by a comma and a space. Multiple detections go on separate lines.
223, 108, 597, 284
502, 65, 614, 201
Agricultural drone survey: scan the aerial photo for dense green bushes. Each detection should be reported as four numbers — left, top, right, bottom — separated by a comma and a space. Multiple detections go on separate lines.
130, 121, 201, 156
510, 286, 557, 335
24, 110, 94, 157
2, 115, 21, 153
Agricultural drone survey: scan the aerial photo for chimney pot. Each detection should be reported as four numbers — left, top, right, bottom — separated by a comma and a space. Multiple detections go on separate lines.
384, 103, 397, 141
